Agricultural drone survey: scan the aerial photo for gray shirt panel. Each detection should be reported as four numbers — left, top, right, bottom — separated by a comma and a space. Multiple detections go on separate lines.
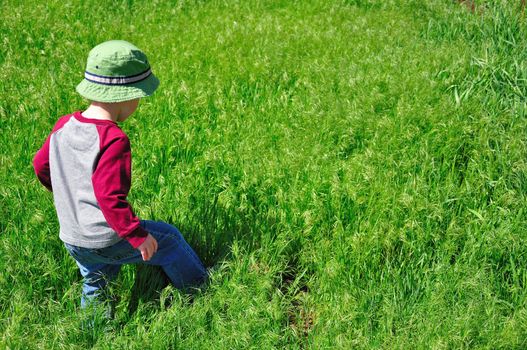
49, 117, 123, 248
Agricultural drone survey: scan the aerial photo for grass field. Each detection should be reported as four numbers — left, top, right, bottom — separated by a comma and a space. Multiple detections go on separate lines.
1, 0, 527, 348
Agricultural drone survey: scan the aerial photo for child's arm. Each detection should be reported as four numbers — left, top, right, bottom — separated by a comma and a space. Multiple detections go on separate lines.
92, 134, 149, 249
33, 116, 72, 191
33, 135, 53, 191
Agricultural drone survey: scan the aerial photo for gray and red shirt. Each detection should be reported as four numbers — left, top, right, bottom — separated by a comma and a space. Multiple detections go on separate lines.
33, 111, 148, 249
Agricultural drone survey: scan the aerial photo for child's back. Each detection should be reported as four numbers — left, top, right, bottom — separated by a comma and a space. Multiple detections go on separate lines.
36, 112, 146, 248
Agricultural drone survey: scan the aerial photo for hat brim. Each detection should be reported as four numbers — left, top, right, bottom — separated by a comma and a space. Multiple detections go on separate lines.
76, 73, 159, 103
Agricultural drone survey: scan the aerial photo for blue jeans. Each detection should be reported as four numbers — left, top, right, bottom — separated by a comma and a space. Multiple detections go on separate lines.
64, 220, 207, 309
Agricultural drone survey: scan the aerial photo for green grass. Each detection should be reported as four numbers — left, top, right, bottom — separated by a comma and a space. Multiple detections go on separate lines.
1, 0, 527, 348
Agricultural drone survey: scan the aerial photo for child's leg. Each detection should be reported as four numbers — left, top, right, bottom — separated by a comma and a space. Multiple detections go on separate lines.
74, 261, 121, 308
139, 220, 208, 289
63, 243, 121, 310
63, 220, 207, 307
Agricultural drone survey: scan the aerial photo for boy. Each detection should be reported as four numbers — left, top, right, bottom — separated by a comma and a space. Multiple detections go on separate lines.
33, 40, 207, 312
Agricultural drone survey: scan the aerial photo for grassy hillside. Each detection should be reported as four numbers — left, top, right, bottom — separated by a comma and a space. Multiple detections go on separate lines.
1, 0, 526, 348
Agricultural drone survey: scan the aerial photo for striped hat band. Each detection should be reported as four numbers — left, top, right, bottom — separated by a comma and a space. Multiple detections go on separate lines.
84, 67, 152, 86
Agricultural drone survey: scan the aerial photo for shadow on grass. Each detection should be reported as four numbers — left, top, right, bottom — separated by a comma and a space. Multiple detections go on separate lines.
127, 263, 208, 317
127, 264, 171, 316
125, 179, 286, 317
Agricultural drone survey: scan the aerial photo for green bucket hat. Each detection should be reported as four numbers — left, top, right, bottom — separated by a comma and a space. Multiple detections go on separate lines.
76, 40, 159, 103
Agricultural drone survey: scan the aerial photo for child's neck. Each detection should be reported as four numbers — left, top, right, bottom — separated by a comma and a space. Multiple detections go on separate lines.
81, 103, 120, 122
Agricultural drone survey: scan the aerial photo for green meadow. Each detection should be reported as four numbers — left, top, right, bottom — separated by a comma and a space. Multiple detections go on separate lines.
1, 0, 527, 348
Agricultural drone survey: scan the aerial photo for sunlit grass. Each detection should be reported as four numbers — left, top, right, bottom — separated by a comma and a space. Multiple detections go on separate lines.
1, 0, 527, 348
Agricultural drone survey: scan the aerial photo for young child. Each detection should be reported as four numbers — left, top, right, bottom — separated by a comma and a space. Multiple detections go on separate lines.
33, 40, 207, 312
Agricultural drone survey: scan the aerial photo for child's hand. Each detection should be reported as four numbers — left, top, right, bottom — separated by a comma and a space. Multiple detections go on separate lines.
137, 234, 158, 261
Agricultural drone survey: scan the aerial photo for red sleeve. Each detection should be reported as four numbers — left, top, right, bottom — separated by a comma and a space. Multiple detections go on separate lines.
32, 116, 71, 192
92, 133, 148, 248
33, 136, 53, 191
